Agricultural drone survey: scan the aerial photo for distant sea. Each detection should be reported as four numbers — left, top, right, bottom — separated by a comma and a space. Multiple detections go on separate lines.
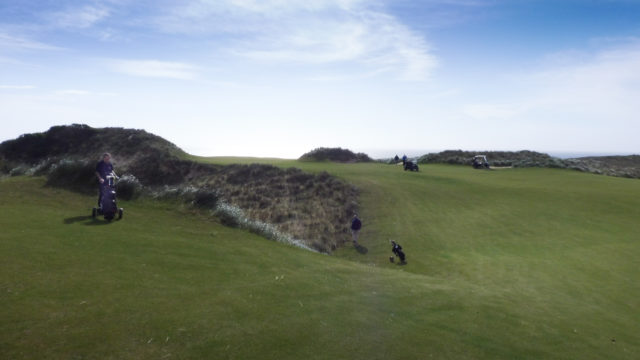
547, 152, 638, 159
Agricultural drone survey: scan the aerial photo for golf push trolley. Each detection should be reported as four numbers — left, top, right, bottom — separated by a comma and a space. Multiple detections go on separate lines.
92, 171, 124, 221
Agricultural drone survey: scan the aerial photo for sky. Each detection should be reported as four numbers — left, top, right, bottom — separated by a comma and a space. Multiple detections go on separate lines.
1, 0, 639, 158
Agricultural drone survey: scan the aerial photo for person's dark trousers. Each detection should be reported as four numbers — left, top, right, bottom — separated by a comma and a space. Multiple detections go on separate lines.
98, 184, 105, 207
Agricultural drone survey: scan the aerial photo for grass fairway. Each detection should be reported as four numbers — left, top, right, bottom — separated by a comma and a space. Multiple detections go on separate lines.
2, 162, 640, 359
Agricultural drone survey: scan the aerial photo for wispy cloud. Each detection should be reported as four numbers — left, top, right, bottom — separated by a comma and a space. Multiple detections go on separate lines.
109, 60, 200, 80
151, 0, 437, 80
0, 32, 61, 51
49, 5, 111, 29
462, 40, 640, 126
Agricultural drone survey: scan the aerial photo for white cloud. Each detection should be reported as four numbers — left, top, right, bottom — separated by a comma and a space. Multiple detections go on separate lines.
457, 40, 640, 152
519, 41, 640, 120
0, 32, 61, 51
49, 5, 111, 29
109, 60, 200, 80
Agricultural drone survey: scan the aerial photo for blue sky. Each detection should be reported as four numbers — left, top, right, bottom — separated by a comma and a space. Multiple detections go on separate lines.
1, 0, 639, 158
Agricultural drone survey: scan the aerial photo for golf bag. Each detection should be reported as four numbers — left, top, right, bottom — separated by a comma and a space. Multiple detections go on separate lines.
392, 244, 406, 263
93, 172, 123, 221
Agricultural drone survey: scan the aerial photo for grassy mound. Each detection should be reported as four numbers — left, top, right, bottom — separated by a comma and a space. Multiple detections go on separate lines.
417, 150, 553, 167
299, 147, 372, 163
0, 125, 359, 252
416, 150, 640, 179
0, 124, 186, 167
565, 155, 640, 178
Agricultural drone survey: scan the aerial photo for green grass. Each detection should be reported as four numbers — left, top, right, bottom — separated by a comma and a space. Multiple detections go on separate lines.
2, 160, 640, 359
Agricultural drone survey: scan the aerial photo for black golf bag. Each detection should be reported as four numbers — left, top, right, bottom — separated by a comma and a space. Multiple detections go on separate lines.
392, 244, 406, 263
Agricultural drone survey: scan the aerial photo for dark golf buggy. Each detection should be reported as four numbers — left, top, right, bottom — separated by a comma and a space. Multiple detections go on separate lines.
93, 171, 123, 221
404, 160, 419, 171
472, 155, 490, 169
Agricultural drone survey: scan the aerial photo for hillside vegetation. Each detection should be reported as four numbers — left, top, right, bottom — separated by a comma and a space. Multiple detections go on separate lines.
0, 125, 358, 252
417, 150, 553, 167
0, 124, 185, 174
565, 155, 640, 178
417, 150, 640, 178
299, 147, 372, 163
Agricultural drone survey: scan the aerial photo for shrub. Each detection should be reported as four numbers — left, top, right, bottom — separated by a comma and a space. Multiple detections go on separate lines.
116, 174, 143, 200
299, 147, 372, 162
193, 188, 221, 209
46, 160, 97, 194
0, 157, 14, 174
9, 165, 28, 177
418, 150, 556, 167
151, 185, 198, 201
215, 202, 246, 227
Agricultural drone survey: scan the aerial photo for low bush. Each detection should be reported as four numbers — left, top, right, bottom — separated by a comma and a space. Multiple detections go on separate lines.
418, 150, 553, 166
115, 174, 143, 200
46, 160, 96, 194
0, 157, 13, 174
299, 147, 372, 162
9, 165, 29, 177
193, 188, 221, 208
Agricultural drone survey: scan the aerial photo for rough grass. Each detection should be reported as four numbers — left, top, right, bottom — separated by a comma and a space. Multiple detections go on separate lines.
417, 150, 552, 167
2, 161, 639, 359
416, 150, 640, 178
299, 147, 372, 162
565, 155, 640, 178
1, 126, 359, 252
0, 124, 187, 166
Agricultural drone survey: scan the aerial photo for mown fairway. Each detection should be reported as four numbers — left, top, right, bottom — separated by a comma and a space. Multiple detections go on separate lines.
2, 162, 639, 359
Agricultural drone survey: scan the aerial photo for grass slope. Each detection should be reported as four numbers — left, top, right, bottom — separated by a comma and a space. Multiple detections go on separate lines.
2, 161, 639, 359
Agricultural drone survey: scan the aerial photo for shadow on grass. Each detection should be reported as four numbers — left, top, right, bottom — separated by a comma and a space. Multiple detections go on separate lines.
64, 215, 92, 224
63, 215, 113, 226
354, 244, 368, 254
388, 257, 408, 265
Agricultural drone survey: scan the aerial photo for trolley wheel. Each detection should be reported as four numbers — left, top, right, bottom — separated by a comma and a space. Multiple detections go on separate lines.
118, 208, 123, 220
92, 207, 97, 219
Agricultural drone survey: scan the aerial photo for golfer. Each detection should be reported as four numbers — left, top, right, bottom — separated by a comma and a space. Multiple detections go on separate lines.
95, 152, 114, 208
351, 214, 362, 246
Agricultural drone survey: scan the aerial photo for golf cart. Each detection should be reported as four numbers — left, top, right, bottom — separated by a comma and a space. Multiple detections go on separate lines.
92, 171, 124, 221
404, 160, 419, 172
472, 155, 490, 169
